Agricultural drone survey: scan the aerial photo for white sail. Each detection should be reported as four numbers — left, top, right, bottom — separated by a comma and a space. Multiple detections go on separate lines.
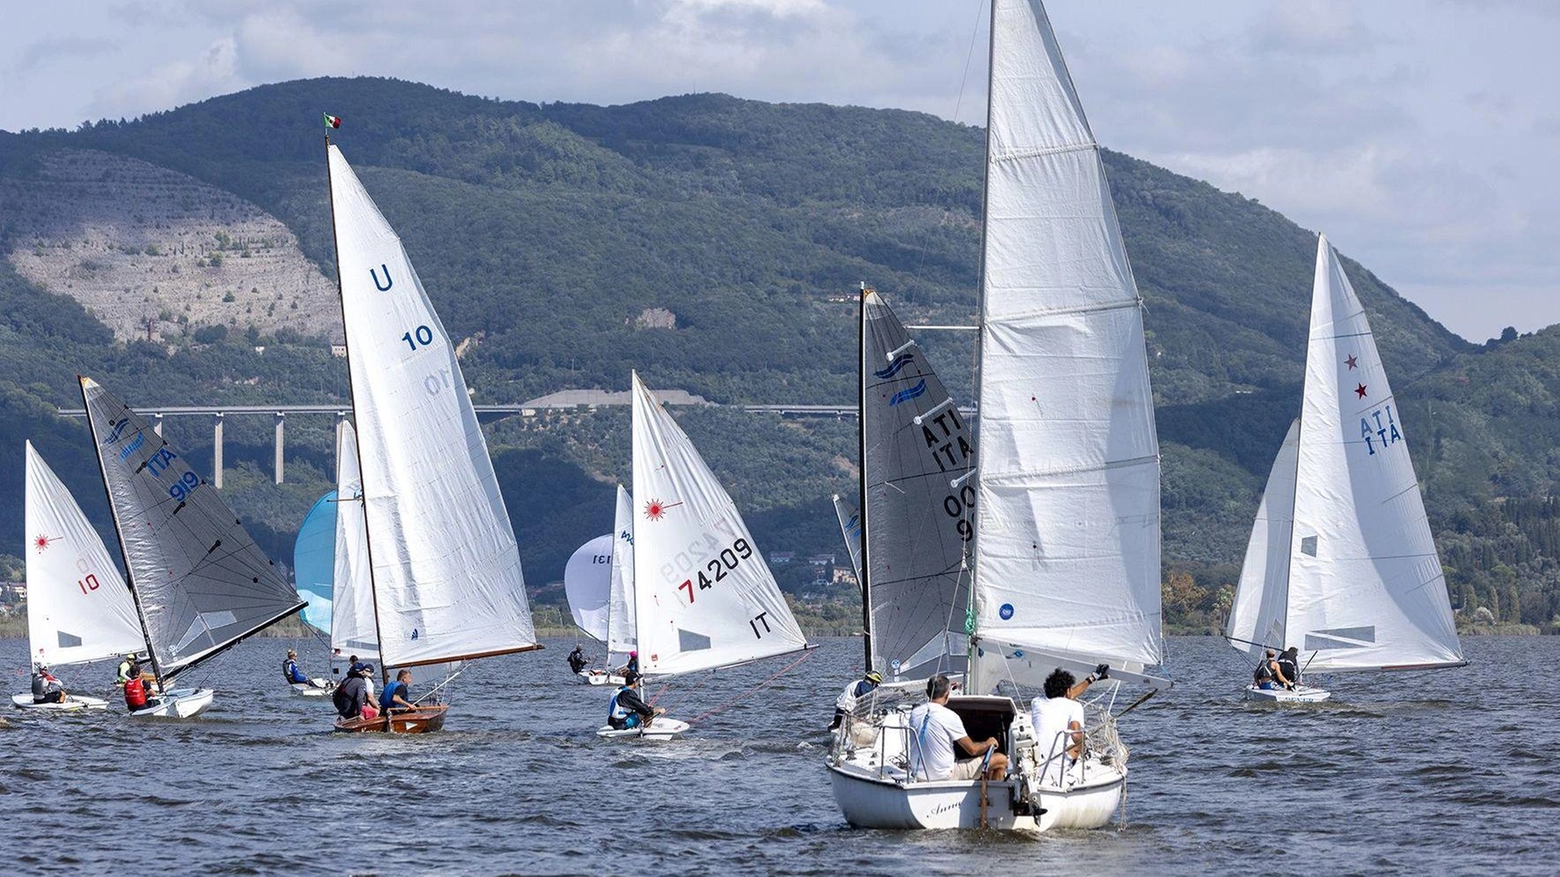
831, 494, 862, 586
971, 0, 1163, 679
23, 441, 144, 668
1283, 235, 1463, 671
330, 420, 378, 661
565, 533, 614, 642
327, 144, 537, 667
606, 484, 637, 659
630, 373, 807, 677
1226, 420, 1300, 658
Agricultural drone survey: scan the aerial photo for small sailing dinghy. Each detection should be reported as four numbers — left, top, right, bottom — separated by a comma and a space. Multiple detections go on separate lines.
325, 136, 541, 732
288, 490, 339, 697
1225, 236, 1466, 702
80, 376, 308, 718
10, 441, 145, 712
829, 0, 1170, 832
564, 513, 629, 686
596, 375, 810, 740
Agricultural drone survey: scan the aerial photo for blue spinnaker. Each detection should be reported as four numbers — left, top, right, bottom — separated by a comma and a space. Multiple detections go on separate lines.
293, 491, 337, 632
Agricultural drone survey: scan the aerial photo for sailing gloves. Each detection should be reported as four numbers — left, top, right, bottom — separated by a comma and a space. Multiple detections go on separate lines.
1094, 663, 1110, 680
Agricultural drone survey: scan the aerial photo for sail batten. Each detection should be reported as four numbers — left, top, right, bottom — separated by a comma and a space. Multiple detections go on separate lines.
327, 144, 536, 667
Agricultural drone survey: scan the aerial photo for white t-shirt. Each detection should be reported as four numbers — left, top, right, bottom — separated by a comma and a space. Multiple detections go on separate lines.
1030, 695, 1085, 785
908, 701, 968, 781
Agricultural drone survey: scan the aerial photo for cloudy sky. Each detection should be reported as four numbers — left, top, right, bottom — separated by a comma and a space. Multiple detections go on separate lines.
2, 0, 1555, 342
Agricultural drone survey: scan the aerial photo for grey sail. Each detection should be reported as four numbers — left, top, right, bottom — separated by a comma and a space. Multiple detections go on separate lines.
80, 376, 305, 681
860, 291, 973, 680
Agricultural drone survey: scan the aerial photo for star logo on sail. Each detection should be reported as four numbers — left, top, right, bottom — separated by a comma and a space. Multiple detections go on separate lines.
1345, 354, 1358, 370
644, 499, 681, 521
1355, 383, 1368, 399
33, 534, 58, 553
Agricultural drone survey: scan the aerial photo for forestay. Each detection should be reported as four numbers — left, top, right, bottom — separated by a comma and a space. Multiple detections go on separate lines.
80, 376, 304, 680
331, 420, 378, 661
971, 0, 1163, 678
565, 534, 614, 642
1226, 420, 1300, 658
1284, 236, 1463, 671
24, 441, 144, 668
606, 484, 637, 660
630, 373, 807, 677
831, 494, 862, 585
860, 291, 972, 680
327, 144, 537, 667
293, 491, 337, 633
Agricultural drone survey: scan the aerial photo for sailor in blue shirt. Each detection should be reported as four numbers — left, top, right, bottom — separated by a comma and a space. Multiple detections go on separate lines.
380, 669, 417, 711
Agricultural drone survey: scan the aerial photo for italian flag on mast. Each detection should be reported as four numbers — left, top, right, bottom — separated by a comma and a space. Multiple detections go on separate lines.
323, 113, 342, 130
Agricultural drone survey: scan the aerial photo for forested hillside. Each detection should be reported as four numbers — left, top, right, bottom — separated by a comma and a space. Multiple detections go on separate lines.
0, 77, 1555, 632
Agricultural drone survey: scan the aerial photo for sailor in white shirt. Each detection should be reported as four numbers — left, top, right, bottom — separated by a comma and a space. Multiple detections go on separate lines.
908, 674, 1007, 781
1029, 664, 1109, 786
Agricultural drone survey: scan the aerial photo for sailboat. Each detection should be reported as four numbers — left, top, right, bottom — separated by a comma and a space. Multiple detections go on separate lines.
79, 376, 307, 718
565, 485, 634, 685
596, 374, 810, 740
1225, 235, 1466, 702
828, 0, 1169, 831
10, 441, 144, 711
288, 489, 339, 696
324, 137, 540, 732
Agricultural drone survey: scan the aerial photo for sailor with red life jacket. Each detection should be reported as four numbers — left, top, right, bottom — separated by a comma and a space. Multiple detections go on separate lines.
122, 659, 162, 713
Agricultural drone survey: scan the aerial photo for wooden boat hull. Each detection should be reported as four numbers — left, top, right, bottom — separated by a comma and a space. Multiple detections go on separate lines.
596, 716, 690, 740
334, 705, 448, 734
1244, 684, 1330, 703
128, 688, 214, 719
10, 692, 109, 712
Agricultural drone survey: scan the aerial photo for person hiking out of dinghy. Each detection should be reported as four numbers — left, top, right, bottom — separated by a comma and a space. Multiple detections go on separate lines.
908, 674, 1007, 782
1030, 665, 1108, 785
1276, 647, 1301, 690
380, 670, 418, 713
607, 671, 662, 730
31, 666, 66, 704
830, 670, 883, 730
568, 646, 588, 675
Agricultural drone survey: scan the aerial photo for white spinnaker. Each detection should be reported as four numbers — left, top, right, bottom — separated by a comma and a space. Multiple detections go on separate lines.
565, 534, 613, 642
328, 144, 536, 667
630, 373, 807, 677
330, 420, 378, 661
23, 441, 144, 668
971, 0, 1163, 680
606, 484, 637, 660
1226, 419, 1300, 659
1286, 235, 1463, 671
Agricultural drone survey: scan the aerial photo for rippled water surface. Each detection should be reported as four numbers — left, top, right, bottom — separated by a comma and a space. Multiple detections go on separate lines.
1, 635, 1556, 875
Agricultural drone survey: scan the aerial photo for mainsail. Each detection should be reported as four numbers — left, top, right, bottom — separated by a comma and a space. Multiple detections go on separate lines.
293, 491, 337, 632
79, 376, 305, 681
565, 533, 614, 642
970, 0, 1163, 685
330, 420, 378, 660
859, 291, 972, 680
23, 440, 144, 668
1279, 235, 1464, 671
1226, 420, 1299, 657
327, 143, 537, 668
606, 484, 637, 661
630, 372, 807, 677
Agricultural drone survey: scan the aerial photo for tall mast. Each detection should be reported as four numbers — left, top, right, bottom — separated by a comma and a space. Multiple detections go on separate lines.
324, 132, 390, 688
857, 282, 873, 673
74, 403, 164, 686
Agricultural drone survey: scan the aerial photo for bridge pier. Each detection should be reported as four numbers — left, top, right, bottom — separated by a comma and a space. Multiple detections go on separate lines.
274, 413, 285, 485
212, 413, 224, 489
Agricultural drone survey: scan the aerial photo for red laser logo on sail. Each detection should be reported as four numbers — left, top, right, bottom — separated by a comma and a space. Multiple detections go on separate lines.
33, 534, 57, 553
644, 499, 682, 521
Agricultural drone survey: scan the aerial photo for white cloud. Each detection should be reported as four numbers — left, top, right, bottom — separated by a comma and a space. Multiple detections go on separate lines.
88, 37, 242, 121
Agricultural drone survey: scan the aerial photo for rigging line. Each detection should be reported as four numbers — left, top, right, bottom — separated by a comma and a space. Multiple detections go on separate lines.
685, 648, 815, 725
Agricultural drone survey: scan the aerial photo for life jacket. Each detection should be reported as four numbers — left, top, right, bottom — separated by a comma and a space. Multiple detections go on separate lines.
1277, 656, 1298, 682
1253, 659, 1275, 683
31, 675, 45, 698
609, 690, 631, 721
124, 678, 148, 710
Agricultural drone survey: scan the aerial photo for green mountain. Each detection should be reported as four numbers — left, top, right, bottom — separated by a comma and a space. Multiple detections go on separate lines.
0, 77, 1554, 631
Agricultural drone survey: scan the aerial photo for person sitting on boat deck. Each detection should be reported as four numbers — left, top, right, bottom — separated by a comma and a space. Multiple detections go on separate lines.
115, 653, 137, 686
607, 670, 663, 730
282, 649, 325, 688
379, 669, 418, 713
122, 672, 161, 713
31, 665, 66, 704
1252, 650, 1281, 690
618, 650, 639, 678
568, 645, 588, 675
1030, 665, 1108, 785
830, 670, 883, 730
334, 665, 373, 718
1276, 647, 1301, 690
908, 674, 1006, 782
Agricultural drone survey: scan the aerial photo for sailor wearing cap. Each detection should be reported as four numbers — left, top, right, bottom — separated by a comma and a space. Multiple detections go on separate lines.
830, 670, 884, 730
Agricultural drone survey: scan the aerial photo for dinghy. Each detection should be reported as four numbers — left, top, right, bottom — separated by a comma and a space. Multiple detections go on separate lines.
11, 442, 145, 712
79, 377, 308, 719
829, 0, 1170, 832
595, 375, 810, 740
324, 137, 540, 732
1225, 236, 1466, 701
287, 491, 338, 697
564, 528, 627, 685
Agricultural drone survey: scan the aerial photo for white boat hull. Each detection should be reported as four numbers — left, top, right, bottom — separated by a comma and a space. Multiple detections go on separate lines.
1244, 684, 1330, 703
827, 760, 1122, 831
10, 693, 109, 712
290, 680, 336, 698
596, 717, 690, 740
128, 688, 215, 718
580, 670, 625, 686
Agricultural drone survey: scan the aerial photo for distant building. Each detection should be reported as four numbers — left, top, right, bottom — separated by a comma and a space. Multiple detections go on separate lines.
807, 553, 835, 566
770, 551, 796, 564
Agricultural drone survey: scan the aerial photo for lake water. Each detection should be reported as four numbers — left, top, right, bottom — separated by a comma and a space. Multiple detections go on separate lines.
0, 635, 1555, 876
